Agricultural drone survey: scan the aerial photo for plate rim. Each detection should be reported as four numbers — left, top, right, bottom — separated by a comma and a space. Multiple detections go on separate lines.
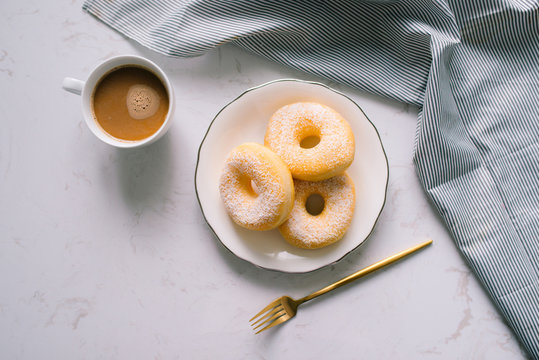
194, 78, 389, 273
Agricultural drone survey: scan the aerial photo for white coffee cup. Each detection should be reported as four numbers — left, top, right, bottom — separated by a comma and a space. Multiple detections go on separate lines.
62, 55, 175, 148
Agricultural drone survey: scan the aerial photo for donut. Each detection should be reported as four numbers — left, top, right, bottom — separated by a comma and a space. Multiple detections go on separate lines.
279, 173, 355, 249
264, 102, 355, 181
219, 143, 295, 231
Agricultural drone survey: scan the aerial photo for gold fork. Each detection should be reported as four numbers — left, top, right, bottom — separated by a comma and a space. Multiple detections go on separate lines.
250, 239, 433, 333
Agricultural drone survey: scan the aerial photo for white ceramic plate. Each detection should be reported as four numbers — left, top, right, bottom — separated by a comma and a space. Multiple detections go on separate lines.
195, 79, 388, 273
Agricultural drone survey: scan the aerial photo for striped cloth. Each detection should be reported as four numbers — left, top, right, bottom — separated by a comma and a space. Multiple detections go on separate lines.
83, 0, 539, 357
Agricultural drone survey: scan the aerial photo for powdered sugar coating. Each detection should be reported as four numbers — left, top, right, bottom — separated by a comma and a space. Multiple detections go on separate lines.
219, 143, 294, 231
264, 102, 355, 181
279, 173, 355, 249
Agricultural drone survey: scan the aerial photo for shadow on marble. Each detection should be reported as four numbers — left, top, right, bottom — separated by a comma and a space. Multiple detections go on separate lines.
115, 132, 174, 209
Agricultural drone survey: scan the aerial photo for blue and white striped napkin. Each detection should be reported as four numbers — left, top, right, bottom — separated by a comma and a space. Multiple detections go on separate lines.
83, 0, 539, 357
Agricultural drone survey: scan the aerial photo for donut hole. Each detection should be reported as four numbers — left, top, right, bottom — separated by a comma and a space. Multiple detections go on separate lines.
240, 175, 259, 197
250, 180, 260, 195
300, 135, 321, 149
296, 122, 321, 149
305, 193, 325, 216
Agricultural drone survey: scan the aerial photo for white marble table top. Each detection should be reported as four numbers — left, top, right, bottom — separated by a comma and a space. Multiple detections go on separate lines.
0, 1, 527, 359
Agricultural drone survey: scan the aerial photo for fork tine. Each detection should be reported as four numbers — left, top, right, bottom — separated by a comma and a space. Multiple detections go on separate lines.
249, 298, 281, 322
252, 308, 286, 331
251, 306, 284, 327
255, 312, 290, 334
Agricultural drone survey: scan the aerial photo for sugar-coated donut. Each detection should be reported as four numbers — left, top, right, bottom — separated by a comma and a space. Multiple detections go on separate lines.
264, 102, 355, 181
279, 173, 355, 249
219, 143, 295, 231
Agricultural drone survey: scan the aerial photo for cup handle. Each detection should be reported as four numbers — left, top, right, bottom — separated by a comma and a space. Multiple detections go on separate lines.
62, 77, 85, 95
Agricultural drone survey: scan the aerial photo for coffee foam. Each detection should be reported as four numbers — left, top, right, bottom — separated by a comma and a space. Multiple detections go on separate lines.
126, 84, 160, 119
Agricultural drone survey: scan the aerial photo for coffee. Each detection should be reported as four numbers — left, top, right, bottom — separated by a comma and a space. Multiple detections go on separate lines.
92, 66, 169, 141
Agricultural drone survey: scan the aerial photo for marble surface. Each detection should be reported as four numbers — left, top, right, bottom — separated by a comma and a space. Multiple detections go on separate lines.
0, 1, 528, 359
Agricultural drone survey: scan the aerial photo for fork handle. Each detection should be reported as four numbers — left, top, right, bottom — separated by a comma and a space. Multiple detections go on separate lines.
297, 239, 433, 304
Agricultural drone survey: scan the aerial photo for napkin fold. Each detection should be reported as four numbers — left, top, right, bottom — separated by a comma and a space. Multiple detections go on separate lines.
83, 0, 539, 357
